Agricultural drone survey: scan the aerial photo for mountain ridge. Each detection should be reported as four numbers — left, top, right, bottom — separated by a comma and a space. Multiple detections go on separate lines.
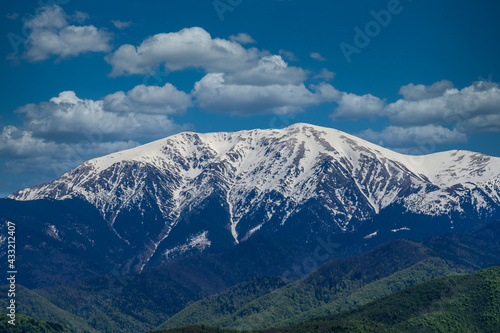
6, 123, 500, 272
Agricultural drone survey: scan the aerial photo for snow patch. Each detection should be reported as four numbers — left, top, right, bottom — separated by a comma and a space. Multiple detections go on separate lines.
46, 225, 60, 240
363, 231, 378, 239
391, 227, 410, 233
164, 231, 211, 260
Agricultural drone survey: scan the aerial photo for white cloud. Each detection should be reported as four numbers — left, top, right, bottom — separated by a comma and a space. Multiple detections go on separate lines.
229, 33, 256, 44
329, 80, 500, 137
112, 20, 132, 29
313, 68, 335, 81
23, 5, 112, 61
106, 27, 262, 76
224, 55, 308, 86
358, 125, 468, 149
192, 73, 338, 115
279, 50, 298, 62
457, 114, 500, 134
105, 27, 342, 115
0, 126, 60, 158
6, 12, 19, 20
1, 87, 193, 185
16, 90, 189, 143
398, 80, 454, 101
310, 52, 326, 61
386, 81, 500, 130
0, 124, 140, 182
103, 83, 192, 114
331, 92, 385, 121
72, 11, 89, 24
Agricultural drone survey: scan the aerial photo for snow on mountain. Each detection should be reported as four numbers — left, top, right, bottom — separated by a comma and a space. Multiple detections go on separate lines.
8, 123, 500, 270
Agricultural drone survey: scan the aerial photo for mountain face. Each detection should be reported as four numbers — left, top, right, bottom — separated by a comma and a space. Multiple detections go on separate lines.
6, 123, 500, 272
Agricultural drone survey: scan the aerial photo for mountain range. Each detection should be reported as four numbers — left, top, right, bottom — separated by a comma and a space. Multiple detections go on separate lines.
3, 123, 500, 279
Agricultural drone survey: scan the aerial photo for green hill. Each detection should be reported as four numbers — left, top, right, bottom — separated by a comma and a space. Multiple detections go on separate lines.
0, 285, 97, 333
157, 221, 500, 331
152, 265, 500, 333
276, 265, 500, 332
158, 240, 465, 330
0, 312, 73, 332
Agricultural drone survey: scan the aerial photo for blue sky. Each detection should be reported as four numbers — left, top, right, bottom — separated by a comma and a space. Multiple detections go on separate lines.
1, 0, 500, 197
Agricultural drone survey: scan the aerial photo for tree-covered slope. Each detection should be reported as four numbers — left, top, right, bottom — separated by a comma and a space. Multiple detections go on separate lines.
152, 266, 500, 333
277, 265, 500, 332
157, 221, 500, 331
0, 312, 73, 333
158, 240, 463, 330
0, 285, 97, 333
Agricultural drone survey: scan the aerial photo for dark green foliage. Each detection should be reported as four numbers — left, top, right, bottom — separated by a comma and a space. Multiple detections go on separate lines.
158, 240, 463, 330
156, 221, 500, 331
153, 266, 500, 333
0, 312, 73, 332
1, 237, 318, 333
0, 285, 97, 332
277, 266, 500, 332
159, 276, 287, 329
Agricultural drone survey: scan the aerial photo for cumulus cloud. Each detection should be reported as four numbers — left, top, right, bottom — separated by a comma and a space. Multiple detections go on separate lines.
0, 124, 140, 185
0, 125, 138, 160
229, 33, 256, 44
0, 126, 60, 158
105, 27, 343, 116
103, 83, 192, 114
386, 81, 500, 131
192, 73, 339, 115
72, 11, 89, 23
330, 80, 500, 137
224, 55, 308, 86
106, 27, 262, 76
279, 50, 298, 62
6, 12, 19, 20
331, 92, 385, 121
457, 113, 500, 134
313, 68, 335, 81
23, 5, 111, 61
398, 80, 454, 101
310, 52, 326, 61
358, 125, 468, 149
0, 87, 193, 189
16, 90, 190, 143
330, 80, 500, 151
112, 20, 132, 29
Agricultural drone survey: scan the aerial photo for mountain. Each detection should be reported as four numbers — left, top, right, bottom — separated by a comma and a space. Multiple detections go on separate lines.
5, 123, 500, 276
154, 265, 500, 333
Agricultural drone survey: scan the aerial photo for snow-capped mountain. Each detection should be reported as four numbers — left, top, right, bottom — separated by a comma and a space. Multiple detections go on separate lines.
8, 123, 500, 272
